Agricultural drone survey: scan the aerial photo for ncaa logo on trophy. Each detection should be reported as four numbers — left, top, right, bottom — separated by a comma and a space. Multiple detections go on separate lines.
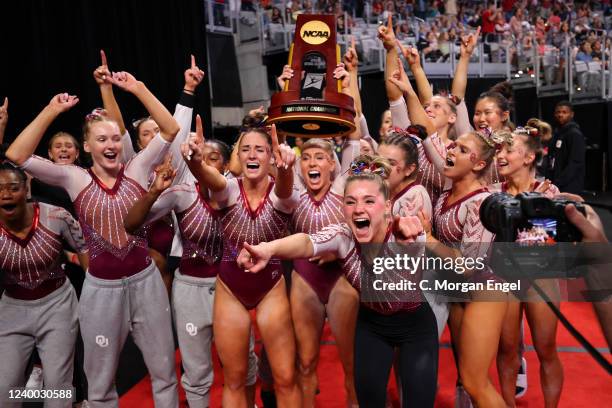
267, 14, 356, 138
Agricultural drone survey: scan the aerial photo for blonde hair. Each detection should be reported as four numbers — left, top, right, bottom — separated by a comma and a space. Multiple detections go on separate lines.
344, 154, 392, 199
301, 138, 334, 157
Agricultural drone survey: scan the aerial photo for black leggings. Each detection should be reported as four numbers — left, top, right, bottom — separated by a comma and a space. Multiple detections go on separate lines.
354, 304, 438, 408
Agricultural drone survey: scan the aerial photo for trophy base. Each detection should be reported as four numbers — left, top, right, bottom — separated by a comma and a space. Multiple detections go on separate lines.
268, 91, 356, 138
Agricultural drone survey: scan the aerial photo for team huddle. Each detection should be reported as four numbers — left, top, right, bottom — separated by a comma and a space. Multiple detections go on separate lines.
0, 23, 576, 408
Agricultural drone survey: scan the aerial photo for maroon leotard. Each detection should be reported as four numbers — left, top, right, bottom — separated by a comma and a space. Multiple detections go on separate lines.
0, 202, 86, 300
310, 223, 426, 314
214, 177, 299, 309
290, 186, 345, 304
144, 182, 222, 278
20, 134, 171, 279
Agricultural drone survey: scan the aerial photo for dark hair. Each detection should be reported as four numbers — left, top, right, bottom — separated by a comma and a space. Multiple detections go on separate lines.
132, 116, 155, 137
206, 139, 231, 163
489, 81, 513, 102
0, 162, 27, 185
555, 100, 573, 112
241, 111, 267, 129
381, 133, 419, 173
476, 91, 511, 127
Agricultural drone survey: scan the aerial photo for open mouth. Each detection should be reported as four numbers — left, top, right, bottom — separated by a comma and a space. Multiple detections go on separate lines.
307, 170, 321, 181
478, 124, 489, 130
58, 154, 71, 161
497, 160, 508, 167
445, 157, 455, 167
246, 162, 260, 170
353, 218, 371, 230
0, 204, 17, 214
103, 152, 117, 160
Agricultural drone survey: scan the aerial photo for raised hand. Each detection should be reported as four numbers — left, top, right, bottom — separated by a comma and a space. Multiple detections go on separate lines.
377, 14, 396, 51
460, 26, 481, 58
276, 64, 294, 89
270, 124, 295, 169
343, 36, 359, 72
48, 93, 79, 114
93, 50, 112, 86
181, 114, 206, 162
387, 57, 412, 94
534, 179, 553, 194
0, 98, 8, 126
396, 40, 421, 68
248, 105, 266, 117
184, 54, 206, 92
333, 63, 350, 90
237, 242, 272, 273
393, 215, 425, 243
108, 71, 141, 93
151, 154, 177, 194
417, 209, 432, 235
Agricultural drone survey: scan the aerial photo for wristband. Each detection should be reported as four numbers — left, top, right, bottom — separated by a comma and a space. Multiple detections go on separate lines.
179, 90, 195, 107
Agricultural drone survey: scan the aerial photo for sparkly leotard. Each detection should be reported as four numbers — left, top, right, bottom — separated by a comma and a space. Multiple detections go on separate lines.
144, 182, 222, 278
214, 177, 299, 309
433, 188, 497, 283
489, 180, 560, 198
310, 223, 426, 314
290, 141, 359, 304
0, 202, 86, 299
391, 181, 433, 220
291, 183, 345, 304
20, 134, 171, 279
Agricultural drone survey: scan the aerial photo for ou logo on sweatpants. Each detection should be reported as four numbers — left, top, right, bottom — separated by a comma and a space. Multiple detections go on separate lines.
186, 323, 198, 337
95, 335, 109, 348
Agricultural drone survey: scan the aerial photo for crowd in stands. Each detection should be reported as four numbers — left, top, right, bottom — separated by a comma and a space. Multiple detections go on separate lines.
251, 0, 612, 84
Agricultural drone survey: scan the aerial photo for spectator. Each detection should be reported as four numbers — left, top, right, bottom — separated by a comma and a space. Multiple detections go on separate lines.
481, 3, 498, 37
576, 41, 594, 62
502, 0, 517, 21
591, 40, 603, 61
445, 0, 458, 16
546, 101, 585, 195
510, 7, 525, 38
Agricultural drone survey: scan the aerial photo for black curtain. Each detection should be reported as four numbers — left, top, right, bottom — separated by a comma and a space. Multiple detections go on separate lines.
0, 0, 212, 155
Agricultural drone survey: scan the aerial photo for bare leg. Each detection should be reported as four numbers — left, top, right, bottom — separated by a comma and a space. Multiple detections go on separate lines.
326, 277, 359, 407
497, 298, 522, 407
256, 278, 302, 407
290, 271, 326, 408
459, 297, 508, 408
213, 280, 252, 408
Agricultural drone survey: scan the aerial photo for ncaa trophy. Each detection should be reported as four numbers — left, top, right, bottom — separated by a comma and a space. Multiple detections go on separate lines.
267, 14, 356, 138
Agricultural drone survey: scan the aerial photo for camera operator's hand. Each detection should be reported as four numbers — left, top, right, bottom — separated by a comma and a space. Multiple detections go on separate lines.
556, 193, 608, 243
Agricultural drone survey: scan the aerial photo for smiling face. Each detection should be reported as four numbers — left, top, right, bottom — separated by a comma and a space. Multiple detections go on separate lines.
0, 170, 28, 223
443, 133, 490, 180
473, 97, 509, 131
343, 179, 390, 243
300, 146, 335, 194
424, 96, 457, 131
239, 131, 271, 181
137, 119, 160, 150
496, 135, 535, 177
84, 120, 123, 173
48, 135, 79, 165
377, 144, 416, 192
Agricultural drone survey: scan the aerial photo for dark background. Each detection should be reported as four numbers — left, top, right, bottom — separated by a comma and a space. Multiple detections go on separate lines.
0, 0, 212, 156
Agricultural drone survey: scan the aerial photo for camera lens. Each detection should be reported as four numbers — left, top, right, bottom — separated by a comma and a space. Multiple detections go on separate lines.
479, 192, 517, 234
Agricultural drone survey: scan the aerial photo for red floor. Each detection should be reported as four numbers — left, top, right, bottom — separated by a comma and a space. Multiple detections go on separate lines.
120, 303, 611, 407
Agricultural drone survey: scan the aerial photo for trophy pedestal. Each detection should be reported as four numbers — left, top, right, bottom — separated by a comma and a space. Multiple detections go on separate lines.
267, 14, 356, 138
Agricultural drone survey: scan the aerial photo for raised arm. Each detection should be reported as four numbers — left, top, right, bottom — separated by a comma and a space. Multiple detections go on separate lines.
388, 59, 436, 136
6, 93, 78, 165
94, 50, 127, 136
343, 37, 362, 116
182, 114, 227, 192
124, 155, 177, 234
270, 124, 296, 199
451, 27, 480, 101
0, 97, 8, 144
170, 54, 206, 185
107, 71, 180, 143
379, 15, 403, 104
397, 41, 433, 104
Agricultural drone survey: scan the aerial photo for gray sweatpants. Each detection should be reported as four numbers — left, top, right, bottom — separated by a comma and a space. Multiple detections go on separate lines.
0, 279, 78, 408
172, 270, 258, 408
79, 262, 178, 408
